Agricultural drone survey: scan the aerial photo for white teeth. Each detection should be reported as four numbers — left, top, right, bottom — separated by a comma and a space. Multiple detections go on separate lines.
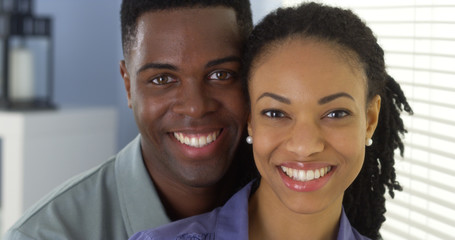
307, 170, 314, 181
292, 169, 298, 179
280, 165, 333, 182
174, 131, 220, 148
298, 170, 305, 181
198, 136, 207, 146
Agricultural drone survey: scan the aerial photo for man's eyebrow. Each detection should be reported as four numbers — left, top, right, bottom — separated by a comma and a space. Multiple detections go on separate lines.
256, 92, 291, 104
135, 56, 239, 75
136, 63, 178, 75
318, 92, 354, 104
206, 56, 241, 68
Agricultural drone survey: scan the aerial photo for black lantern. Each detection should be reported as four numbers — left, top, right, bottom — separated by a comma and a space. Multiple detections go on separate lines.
0, 0, 55, 110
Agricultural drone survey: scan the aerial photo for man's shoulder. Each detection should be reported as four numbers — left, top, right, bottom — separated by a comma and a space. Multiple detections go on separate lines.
4, 157, 124, 239
4, 135, 170, 240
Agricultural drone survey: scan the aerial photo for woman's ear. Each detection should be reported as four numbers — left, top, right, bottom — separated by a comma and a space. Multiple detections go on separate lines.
366, 95, 381, 139
247, 113, 253, 137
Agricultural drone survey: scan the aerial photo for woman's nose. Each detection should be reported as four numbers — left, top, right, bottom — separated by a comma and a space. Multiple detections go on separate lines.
285, 120, 324, 158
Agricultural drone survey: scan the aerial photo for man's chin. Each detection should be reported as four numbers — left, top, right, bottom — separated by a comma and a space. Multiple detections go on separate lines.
178, 166, 230, 188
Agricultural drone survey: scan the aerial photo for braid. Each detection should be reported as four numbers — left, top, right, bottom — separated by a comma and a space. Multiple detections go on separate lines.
345, 74, 412, 239
244, 2, 413, 239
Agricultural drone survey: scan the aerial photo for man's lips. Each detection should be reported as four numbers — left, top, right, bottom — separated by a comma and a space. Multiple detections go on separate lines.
173, 130, 221, 148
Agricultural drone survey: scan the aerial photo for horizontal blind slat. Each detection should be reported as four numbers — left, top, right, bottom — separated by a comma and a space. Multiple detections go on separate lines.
396, 154, 455, 176
380, 224, 410, 240
390, 199, 455, 226
404, 142, 455, 160
406, 127, 455, 144
396, 170, 454, 193
386, 50, 455, 58
387, 65, 455, 75
384, 212, 454, 240
398, 82, 455, 92
406, 113, 455, 126
381, 36, 455, 41
397, 186, 455, 211
406, 98, 455, 111
352, 5, 455, 10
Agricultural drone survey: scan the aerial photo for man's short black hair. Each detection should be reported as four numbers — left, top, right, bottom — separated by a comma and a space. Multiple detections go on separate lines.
120, 0, 252, 58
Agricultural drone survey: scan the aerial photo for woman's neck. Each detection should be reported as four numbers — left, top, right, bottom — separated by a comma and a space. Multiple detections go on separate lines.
248, 181, 343, 240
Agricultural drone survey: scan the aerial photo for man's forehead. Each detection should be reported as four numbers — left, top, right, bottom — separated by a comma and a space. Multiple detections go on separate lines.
126, 7, 241, 72
149, 8, 235, 34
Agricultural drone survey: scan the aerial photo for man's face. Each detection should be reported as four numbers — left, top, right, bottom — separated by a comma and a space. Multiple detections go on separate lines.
120, 7, 248, 188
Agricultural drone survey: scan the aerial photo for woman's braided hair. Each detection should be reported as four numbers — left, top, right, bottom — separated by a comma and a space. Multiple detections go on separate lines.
243, 2, 413, 239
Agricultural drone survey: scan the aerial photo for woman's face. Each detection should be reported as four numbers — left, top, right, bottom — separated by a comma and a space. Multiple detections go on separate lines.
248, 38, 380, 214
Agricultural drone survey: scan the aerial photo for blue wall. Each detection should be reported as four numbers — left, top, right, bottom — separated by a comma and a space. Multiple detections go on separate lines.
35, 0, 137, 150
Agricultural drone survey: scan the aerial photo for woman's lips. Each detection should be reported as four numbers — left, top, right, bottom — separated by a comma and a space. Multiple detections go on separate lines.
278, 163, 335, 192
280, 165, 332, 182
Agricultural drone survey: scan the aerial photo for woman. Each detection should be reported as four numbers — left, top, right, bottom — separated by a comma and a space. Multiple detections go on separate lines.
129, 2, 412, 240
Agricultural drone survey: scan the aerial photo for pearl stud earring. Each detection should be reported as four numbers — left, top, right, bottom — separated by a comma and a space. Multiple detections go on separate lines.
246, 136, 253, 144
366, 138, 373, 146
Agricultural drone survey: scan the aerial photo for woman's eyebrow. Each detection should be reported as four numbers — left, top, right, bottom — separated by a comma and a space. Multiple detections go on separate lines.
318, 92, 354, 104
256, 92, 291, 104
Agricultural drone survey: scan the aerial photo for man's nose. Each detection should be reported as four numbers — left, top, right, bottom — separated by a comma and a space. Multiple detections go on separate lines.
172, 81, 218, 118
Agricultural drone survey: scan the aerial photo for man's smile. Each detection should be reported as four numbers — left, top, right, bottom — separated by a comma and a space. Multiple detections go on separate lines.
173, 130, 221, 148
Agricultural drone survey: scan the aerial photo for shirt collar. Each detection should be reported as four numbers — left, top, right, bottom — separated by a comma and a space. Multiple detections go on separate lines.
214, 181, 253, 240
115, 134, 171, 236
337, 208, 370, 240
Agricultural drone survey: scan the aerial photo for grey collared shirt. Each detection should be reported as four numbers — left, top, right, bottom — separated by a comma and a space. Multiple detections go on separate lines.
4, 135, 171, 240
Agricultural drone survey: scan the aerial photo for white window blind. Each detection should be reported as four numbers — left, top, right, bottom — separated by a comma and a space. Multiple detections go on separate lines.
280, 1, 455, 239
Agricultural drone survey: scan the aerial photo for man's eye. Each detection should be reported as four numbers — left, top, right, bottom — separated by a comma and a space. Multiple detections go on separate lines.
326, 110, 350, 119
263, 110, 286, 118
208, 70, 234, 80
150, 75, 176, 85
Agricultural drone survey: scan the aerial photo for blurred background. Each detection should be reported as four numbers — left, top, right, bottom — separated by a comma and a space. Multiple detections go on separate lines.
1, 0, 454, 239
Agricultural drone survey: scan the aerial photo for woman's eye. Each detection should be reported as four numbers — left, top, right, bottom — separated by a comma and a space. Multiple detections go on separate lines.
208, 70, 235, 80
263, 110, 286, 118
150, 75, 176, 85
326, 110, 350, 119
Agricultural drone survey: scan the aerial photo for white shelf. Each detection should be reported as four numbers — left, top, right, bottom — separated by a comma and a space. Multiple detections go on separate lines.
0, 107, 117, 236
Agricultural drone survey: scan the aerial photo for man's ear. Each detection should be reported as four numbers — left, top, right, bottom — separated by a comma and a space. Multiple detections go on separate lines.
120, 60, 132, 109
366, 95, 381, 141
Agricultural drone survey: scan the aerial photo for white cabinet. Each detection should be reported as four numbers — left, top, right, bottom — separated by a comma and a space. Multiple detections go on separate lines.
0, 107, 117, 235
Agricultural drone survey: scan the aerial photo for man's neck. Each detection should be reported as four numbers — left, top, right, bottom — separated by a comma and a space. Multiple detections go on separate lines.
155, 176, 234, 220
145, 160, 236, 221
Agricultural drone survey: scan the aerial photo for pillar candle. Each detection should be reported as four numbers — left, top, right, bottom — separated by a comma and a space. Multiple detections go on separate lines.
9, 47, 35, 100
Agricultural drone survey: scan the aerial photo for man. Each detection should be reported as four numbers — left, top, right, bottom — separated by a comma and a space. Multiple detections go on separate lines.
4, 0, 254, 239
